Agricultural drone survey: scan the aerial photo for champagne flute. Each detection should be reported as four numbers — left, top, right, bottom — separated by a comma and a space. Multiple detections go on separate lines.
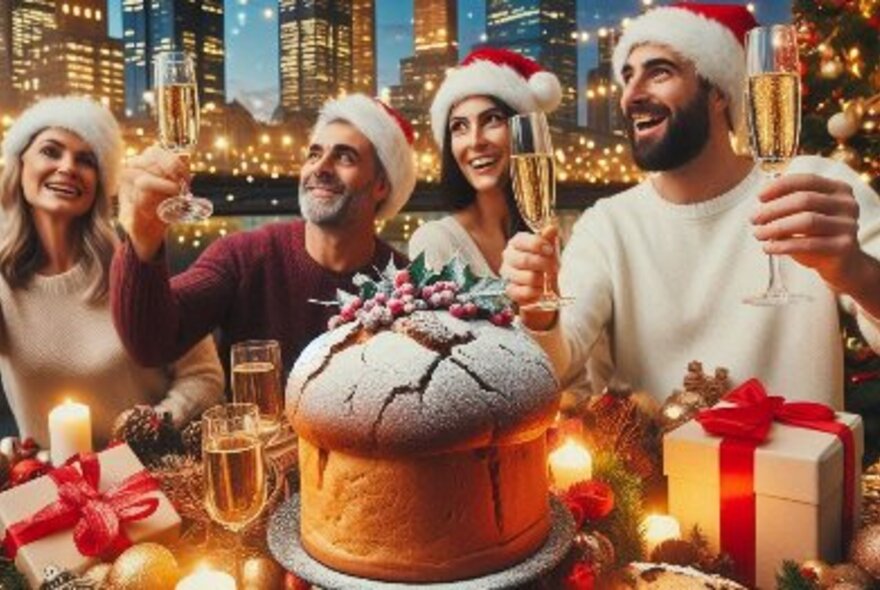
509, 112, 572, 310
202, 403, 267, 537
230, 340, 283, 442
153, 51, 213, 223
743, 25, 810, 306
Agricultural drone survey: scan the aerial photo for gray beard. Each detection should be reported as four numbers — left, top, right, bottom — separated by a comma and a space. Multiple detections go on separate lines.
298, 185, 355, 226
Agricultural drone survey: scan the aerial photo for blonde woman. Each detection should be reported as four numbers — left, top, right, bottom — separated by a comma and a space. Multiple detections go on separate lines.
0, 96, 223, 447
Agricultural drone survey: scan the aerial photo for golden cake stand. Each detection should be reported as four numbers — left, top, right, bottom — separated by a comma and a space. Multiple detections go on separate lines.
267, 495, 575, 589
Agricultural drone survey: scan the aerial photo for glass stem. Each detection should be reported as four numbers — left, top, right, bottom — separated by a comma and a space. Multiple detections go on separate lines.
764, 169, 788, 296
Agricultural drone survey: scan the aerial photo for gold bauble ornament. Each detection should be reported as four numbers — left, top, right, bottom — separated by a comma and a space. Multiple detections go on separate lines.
851, 524, 880, 579
830, 563, 873, 587
241, 556, 285, 590
822, 58, 845, 79
827, 110, 862, 141
830, 144, 861, 168
106, 543, 180, 590
83, 562, 112, 586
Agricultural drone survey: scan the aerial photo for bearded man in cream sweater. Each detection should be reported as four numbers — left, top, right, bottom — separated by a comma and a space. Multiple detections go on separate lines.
501, 3, 880, 408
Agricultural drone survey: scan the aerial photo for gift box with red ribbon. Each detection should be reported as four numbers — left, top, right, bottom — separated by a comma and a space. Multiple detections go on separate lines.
0, 443, 180, 588
664, 379, 863, 590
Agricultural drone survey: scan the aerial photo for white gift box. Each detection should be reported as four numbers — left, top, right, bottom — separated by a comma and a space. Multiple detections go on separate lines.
664, 411, 863, 589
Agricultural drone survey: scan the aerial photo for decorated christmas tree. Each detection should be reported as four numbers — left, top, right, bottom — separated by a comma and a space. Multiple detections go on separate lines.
794, 0, 879, 190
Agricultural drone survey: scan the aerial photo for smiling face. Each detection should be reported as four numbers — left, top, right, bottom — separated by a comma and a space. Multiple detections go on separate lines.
448, 96, 512, 195
620, 43, 715, 171
298, 120, 389, 227
20, 128, 99, 222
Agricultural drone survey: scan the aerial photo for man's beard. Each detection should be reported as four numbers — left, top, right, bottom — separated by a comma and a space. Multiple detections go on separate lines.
298, 175, 361, 226
626, 85, 711, 172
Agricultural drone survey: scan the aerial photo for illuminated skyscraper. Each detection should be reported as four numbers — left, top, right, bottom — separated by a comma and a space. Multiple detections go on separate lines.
279, 0, 353, 116
486, 0, 578, 129
123, 0, 225, 117
586, 28, 625, 135
389, 0, 457, 148
351, 0, 375, 95
9, 0, 55, 102
9, 1, 123, 114
0, 0, 14, 107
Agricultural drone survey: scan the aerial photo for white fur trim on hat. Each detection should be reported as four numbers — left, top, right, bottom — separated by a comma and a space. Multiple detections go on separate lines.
313, 94, 416, 221
1, 96, 123, 195
612, 7, 747, 130
430, 61, 562, 148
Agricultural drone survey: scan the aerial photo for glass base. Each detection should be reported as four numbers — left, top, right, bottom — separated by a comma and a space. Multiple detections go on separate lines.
521, 295, 575, 312
743, 289, 812, 307
157, 195, 213, 223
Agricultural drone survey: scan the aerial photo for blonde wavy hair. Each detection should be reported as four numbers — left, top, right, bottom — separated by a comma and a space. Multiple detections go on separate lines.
0, 134, 118, 303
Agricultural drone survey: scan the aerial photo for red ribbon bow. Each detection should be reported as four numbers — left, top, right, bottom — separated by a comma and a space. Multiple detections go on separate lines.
3, 453, 160, 560
695, 379, 856, 586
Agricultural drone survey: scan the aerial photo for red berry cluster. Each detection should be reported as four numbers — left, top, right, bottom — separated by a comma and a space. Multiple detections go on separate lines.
329, 269, 514, 332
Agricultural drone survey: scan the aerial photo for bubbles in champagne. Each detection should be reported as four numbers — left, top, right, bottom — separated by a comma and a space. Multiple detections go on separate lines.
746, 73, 800, 172
204, 433, 266, 530
232, 361, 283, 438
157, 83, 199, 152
511, 154, 556, 232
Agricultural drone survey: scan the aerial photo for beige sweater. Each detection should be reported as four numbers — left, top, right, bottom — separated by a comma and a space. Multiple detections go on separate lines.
0, 262, 224, 447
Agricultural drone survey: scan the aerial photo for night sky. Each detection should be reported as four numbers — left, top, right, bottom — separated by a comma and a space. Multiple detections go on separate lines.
107, 0, 792, 122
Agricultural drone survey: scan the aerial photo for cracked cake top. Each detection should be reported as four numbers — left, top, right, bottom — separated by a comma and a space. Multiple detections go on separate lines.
285, 311, 560, 456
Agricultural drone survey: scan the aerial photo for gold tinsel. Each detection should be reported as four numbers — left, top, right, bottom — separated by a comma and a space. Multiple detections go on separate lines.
861, 460, 880, 526
850, 525, 880, 579
105, 543, 180, 590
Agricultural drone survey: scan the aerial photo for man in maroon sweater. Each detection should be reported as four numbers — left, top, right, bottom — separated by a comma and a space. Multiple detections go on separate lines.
111, 94, 417, 379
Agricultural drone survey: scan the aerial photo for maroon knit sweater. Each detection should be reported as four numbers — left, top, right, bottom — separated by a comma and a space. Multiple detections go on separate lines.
111, 220, 405, 378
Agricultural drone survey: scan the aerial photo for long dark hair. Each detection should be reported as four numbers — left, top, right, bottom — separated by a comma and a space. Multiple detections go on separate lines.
439, 97, 528, 238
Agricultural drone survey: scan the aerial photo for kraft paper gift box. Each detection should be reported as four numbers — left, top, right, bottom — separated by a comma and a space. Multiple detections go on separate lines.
0, 444, 180, 588
664, 387, 862, 590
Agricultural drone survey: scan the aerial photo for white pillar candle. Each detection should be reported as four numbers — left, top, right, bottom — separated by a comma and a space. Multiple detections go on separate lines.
176, 568, 237, 590
548, 438, 593, 490
48, 400, 92, 466
643, 514, 682, 556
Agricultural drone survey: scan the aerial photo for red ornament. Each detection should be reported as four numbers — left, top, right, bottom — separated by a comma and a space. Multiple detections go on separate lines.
868, 15, 880, 32
563, 480, 615, 528
8, 458, 50, 487
284, 572, 311, 590
564, 561, 596, 590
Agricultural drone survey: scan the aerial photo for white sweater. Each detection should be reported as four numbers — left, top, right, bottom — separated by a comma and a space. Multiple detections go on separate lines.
0, 262, 224, 447
531, 156, 880, 408
409, 215, 495, 277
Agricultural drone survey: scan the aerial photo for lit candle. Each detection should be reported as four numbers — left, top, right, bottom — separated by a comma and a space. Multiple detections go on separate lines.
48, 399, 92, 466
176, 568, 236, 590
548, 438, 593, 490
643, 514, 682, 556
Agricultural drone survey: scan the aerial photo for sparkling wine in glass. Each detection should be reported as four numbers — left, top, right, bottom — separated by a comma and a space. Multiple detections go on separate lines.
743, 25, 810, 306
153, 51, 213, 223
231, 340, 283, 442
202, 403, 267, 534
509, 112, 572, 311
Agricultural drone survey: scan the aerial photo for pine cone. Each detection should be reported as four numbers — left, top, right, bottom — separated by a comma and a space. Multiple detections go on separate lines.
111, 405, 160, 460
155, 412, 184, 457
181, 420, 202, 458
650, 539, 701, 566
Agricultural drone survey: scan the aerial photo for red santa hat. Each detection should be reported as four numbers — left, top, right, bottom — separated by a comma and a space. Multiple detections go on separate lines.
430, 47, 563, 149
1, 96, 123, 195
612, 3, 759, 129
313, 94, 416, 221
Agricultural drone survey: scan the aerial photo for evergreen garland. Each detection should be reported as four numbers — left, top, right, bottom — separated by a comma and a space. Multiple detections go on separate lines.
775, 560, 818, 590
590, 450, 645, 567
0, 557, 27, 590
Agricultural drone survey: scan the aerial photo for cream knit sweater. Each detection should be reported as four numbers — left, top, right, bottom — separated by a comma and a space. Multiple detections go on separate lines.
531, 156, 880, 408
0, 262, 224, 447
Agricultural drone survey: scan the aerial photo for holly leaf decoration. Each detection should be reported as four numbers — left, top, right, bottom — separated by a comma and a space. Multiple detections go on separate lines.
458, 276, 508, 314
408, 252, 430, 288
438, 257, 477, 290
352, 273, 379, 300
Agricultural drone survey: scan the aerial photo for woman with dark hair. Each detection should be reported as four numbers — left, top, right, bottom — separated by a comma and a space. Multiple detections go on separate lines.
0, 96, 223, 448
409, 48, 562, 277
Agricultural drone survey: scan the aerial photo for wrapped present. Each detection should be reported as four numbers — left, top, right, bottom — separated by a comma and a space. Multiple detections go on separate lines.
664, 379, 862, 589
0, 444, 180, 588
